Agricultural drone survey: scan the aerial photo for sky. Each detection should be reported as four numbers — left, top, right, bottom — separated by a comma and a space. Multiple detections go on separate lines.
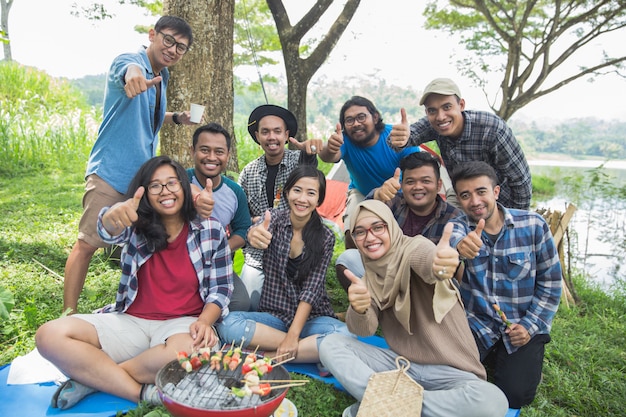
6, 0, 626, 122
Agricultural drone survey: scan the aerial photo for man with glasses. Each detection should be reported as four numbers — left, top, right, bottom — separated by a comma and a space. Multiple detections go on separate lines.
63, 16, 197, 314
318, 96, 421, 247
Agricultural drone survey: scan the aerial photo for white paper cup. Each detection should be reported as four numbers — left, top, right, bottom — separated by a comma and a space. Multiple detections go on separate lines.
190, 103, 205, 123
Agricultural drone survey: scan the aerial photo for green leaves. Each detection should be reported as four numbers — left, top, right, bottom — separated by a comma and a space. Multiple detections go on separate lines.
0, 286, 14, 321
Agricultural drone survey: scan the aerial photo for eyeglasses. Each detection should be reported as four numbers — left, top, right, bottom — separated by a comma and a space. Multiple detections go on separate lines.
158, 31, 189, 55
352, 222, 388, 241
344, 113, 369, 127
147, 179, 182, 195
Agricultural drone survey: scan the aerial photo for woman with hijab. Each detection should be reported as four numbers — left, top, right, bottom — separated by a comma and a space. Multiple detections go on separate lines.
319, 200, 508, 417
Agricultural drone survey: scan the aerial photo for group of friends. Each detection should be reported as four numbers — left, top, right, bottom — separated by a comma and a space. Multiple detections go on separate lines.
34, 16, 562, 417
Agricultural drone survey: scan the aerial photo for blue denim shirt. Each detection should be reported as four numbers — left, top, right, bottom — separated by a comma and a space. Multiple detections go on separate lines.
86, 47, 169, 194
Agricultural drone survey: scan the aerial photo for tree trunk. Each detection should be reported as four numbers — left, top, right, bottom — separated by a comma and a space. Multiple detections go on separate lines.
161, 0, 236, 171
268, 0, 361, 142
0, 0, 14, 61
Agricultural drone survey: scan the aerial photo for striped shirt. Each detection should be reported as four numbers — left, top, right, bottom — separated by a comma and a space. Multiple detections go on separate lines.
449, 205, 562, 354
97, 208, 233, 317
258, 209, 337, 327
408, 111, 532, 210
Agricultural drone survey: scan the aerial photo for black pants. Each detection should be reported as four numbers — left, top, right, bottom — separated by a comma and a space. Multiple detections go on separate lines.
474, 332, 550, 409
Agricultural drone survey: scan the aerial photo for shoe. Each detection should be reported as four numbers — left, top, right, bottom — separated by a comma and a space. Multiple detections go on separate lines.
316, 362, 331, 377
342, 403, 359, 417
51, 379, 97, 410
140, 383, 162, 406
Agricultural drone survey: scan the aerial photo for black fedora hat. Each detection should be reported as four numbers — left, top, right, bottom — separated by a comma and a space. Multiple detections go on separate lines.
247, 104, 298, 144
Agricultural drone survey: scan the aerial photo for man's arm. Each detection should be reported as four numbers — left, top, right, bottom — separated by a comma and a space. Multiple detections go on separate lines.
493, 122, 532, 210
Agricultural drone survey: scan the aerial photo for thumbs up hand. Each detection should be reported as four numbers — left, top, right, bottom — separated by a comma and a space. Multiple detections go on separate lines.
375, 168, 401, 202
193, 178, 215, 219
248, 210, 273, 249
326, 123, 344, 154
389, 108, 410, 149
457, 218, 485, 259
345, 269, 371, 314
103, 187, 144, 233
432, 223, 460, 280
124, 65, 162, 98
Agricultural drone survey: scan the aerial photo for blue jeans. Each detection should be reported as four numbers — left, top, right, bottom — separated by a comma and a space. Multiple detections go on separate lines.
319, 333, 509, 417
217, 311, 353, 350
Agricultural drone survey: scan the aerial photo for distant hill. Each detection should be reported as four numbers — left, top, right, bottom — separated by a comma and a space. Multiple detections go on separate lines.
69, 73, 626, 160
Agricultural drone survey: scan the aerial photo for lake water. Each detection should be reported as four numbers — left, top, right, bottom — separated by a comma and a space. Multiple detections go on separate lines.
529, 160, 626, 291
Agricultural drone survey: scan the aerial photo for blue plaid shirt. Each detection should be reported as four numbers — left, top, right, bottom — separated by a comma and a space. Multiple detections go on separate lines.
449, 205, 562, 354
97, 208, 233, 317
408, 111, 532, 210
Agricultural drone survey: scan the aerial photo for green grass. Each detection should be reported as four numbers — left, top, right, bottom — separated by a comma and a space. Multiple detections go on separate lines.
1, 62, 625, 417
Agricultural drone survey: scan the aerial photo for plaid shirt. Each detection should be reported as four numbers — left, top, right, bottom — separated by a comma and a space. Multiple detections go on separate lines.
449, 205, 562, 354
97, 209, 233, 317
258, 209, 336, 327
238, 149, 316, 269
409, 111, 532, 210
378, 194, 462, 243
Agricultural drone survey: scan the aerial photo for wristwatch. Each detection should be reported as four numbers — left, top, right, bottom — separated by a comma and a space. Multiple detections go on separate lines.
172, 112, 181, 125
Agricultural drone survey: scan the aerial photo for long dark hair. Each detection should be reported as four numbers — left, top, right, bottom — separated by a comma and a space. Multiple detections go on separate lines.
125, 156, 196, 251
282, 165, 328, 283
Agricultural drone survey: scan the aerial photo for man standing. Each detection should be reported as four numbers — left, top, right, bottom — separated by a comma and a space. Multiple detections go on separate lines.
448, 161, 562, 409
318, 96, 420, 245
238, 104, 321, 310
400, 78, 532, 210
63, 16, 197, 314
187, 122, 252, 312
335, 151, 461, 291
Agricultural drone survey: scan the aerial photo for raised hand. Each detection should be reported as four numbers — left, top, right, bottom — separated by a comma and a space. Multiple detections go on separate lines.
123, 65, 162, 98
327, 123, 344, 154
248, 210, 273, 249
432, 223, 460, 280
388, 108, 410, 149
288, 137, 324, 155
375, 167, 401, 202
457, 218, 485, 259
194, 178, 215, 218
345, 269, 371, 314
102, 187, 144, 233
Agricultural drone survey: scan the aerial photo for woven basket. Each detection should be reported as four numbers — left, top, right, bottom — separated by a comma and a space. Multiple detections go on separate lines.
356, 356, 423, 417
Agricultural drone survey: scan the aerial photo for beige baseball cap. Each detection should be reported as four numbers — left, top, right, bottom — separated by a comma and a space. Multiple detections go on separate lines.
419, 78, 462, 105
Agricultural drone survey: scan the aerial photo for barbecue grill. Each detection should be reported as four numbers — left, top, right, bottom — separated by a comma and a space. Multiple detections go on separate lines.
155, 356, 291, 417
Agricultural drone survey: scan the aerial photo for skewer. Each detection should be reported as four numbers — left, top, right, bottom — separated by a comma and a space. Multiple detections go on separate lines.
240, 379, 308, 384
272, 356, 296, 367
269, 382, 308, 390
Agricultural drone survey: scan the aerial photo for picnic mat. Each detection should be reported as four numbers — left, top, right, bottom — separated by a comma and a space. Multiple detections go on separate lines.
1, 335, 520, 417
0, 364, 135, 417
284, 335, 521, 417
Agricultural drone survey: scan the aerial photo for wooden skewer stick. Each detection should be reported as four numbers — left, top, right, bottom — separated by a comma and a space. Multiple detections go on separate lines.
241, 379, 309, 384
269, 382, 308, 390
272, 356, 295, 367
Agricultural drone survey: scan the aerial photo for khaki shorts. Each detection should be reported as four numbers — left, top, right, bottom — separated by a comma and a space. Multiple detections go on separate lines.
342, 188, 365, 232
74, 313, 197, 363
78, 175, 125, 248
